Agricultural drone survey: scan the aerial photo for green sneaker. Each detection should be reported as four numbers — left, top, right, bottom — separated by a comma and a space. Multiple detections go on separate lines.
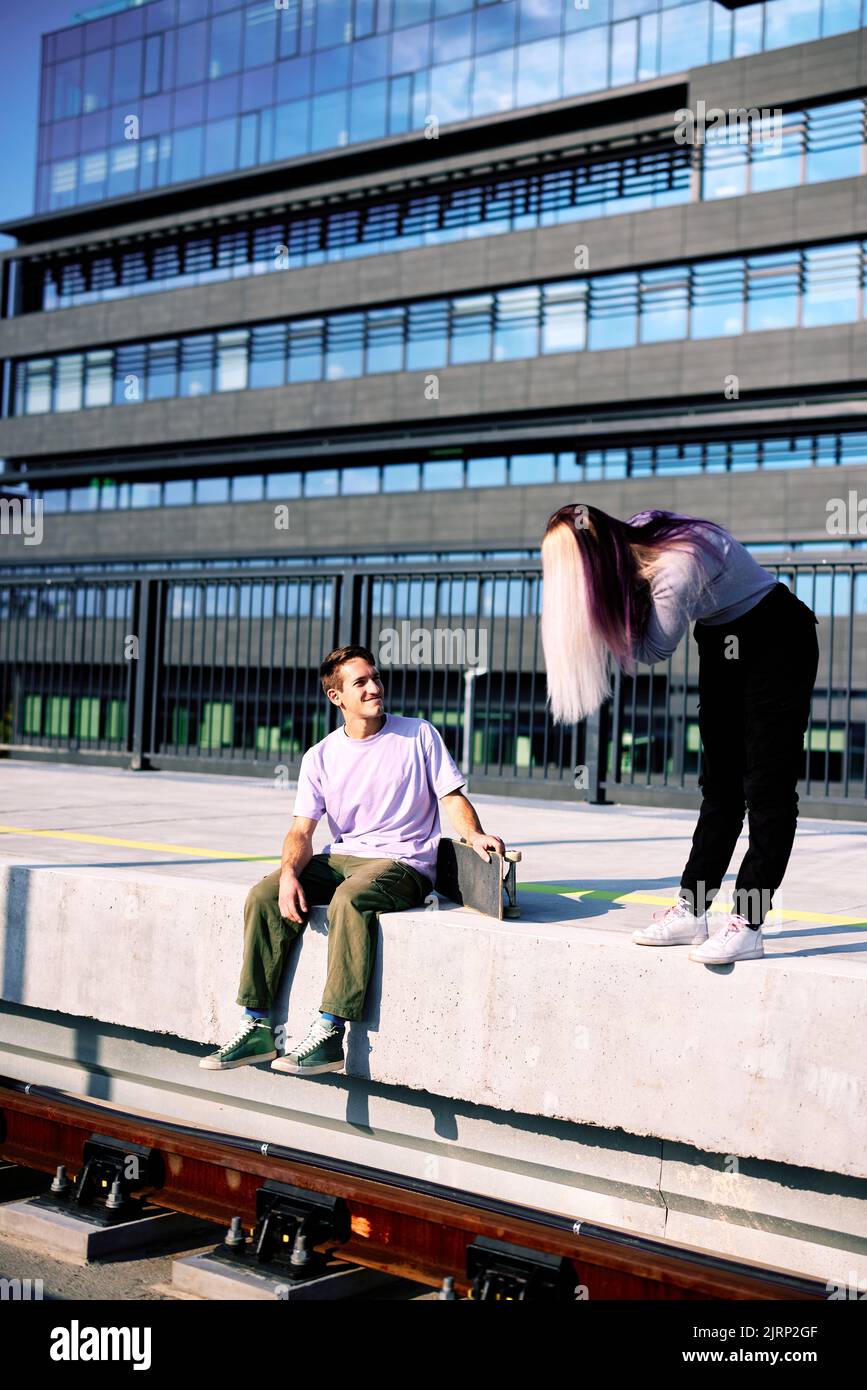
199, 1018, 277, 1070
271, 1016, 345, 1076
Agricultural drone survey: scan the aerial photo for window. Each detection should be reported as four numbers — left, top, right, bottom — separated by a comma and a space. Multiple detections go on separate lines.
511, 454, 555, 485
542, 281, 587, 353
164, 479, 194, 506
494, 286, 539, 360
69, 485, 100, 512
144, 35, 162, 95
274, 97, 309, 159
691, 259, 744, 338
588, 272, 638, 350
450, 293, 492, 363
210, 11, 243, 78
341, 466, 380, 494
801, 243, 861, 327
350, 79, 389, 142
516, 38, 559, 107
112, 40, 143, 105
325, 313, 364, 379
55, 354, 84, 412
366, 307, 405, 373
288, 319, 324, 382
468, 457, 507, 487
216, 330, 249, 391
266, 472, 302, 498
806, 99, 863, 184
406, 300, 449, 370
172, 125, 203, 183
311, 90, 348, 151
383, 462, 421, 491
176, 21, 208, 87
750, 114, 801, 194
205, 117, 238, 175
82, 48, 111, 112
249, 323, 287, 388
304, 470, 339, 496
54, 58, 83, 120
131, 481, 162, 508
422, 460, 463, 489
180, 335, 213, 397
639, 266, 689, 343
20, 360, 53, 415
429, 57, 471, 123
107, 142, 139, 199
244, 3, 279, 68
766, 0, 821, 48
84, 350, 112, 407
745, 251, 800, 333
197, 477, 230, 504
147, 340, 178, 399
232, 475, 264, 502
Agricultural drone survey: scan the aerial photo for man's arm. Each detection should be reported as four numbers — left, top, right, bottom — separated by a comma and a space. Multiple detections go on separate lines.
278, 815, 319, 923
439, 790, 505, 862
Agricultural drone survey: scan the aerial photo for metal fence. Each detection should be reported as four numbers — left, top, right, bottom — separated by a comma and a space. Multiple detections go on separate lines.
1, 558, 865, 815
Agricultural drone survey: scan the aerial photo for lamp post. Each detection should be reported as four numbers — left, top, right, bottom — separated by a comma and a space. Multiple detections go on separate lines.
461, 665, 487, 776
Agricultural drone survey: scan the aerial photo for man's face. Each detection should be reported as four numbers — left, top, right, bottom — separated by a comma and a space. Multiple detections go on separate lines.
328, 659, 385, 720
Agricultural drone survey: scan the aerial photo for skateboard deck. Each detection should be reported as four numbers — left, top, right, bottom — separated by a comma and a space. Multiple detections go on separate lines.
434, 837, 522, 920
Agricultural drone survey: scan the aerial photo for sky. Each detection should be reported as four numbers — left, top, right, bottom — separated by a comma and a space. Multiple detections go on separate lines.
0, 0, 88, 248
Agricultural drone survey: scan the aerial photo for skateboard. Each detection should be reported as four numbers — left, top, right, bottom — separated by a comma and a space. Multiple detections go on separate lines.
434, 837, 522, 920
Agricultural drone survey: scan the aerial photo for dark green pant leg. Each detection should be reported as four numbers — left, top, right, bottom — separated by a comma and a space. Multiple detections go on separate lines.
319, 857, 432, 1021
236, 854, 343, 1010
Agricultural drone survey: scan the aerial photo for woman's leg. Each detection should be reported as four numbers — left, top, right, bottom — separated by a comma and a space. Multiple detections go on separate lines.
733, 590, 819, 926
679, 625, 747, 916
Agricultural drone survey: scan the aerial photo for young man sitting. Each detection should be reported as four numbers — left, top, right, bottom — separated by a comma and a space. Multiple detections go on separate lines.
201, 644, 504, 1077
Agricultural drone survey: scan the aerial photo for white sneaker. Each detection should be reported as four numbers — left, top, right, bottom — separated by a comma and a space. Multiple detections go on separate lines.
689, 915, 764, 963
633, 897, 709, 946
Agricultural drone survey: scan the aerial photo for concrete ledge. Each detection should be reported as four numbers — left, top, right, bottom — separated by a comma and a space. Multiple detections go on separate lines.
1, 857, 864, 1183
2, 1003, 865, 1286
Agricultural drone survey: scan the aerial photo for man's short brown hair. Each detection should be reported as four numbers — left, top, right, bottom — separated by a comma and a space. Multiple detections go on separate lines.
319, 645, 377, 698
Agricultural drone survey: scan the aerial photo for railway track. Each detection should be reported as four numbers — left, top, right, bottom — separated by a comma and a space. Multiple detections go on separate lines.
0, 1075, 829, 1301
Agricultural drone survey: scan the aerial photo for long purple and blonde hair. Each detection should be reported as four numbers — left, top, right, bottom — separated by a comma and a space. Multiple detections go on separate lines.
541, 505, 728, 723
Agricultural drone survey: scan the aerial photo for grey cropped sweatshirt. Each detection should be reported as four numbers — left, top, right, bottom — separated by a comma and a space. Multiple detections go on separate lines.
630, 521, 778, 665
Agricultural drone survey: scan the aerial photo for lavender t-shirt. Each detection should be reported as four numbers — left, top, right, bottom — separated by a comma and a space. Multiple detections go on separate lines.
292, 713, 466, 883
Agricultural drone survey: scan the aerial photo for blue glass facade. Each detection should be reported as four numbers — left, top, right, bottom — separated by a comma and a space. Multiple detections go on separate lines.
37, 0, 867, 212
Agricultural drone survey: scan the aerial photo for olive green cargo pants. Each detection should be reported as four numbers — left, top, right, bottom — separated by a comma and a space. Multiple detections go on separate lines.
236, 853, 433, 1021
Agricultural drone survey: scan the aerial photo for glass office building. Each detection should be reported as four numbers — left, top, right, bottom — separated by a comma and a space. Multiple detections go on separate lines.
1, 0, 866, 563
38, 0, 867, 211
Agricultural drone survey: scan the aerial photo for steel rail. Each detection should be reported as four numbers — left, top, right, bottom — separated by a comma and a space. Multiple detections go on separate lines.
0, 1076, 827, 1300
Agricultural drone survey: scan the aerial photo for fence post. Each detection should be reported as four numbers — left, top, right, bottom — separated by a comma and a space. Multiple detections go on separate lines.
129, 578, 160, 771
583, 698, 611, 804
325, 568, 363, 735
608, 664, 623, 790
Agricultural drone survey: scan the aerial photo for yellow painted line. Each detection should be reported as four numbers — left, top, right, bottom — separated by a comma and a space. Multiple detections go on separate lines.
0, 825, 278, 862
0, 826, 862, 926
521, 883, 867, 928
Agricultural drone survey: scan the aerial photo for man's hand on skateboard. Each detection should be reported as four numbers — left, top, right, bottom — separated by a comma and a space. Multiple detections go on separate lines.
466, 831, 506, 862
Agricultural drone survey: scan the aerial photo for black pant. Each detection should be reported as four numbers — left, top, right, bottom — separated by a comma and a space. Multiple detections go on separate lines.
680, 582, 819, 927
